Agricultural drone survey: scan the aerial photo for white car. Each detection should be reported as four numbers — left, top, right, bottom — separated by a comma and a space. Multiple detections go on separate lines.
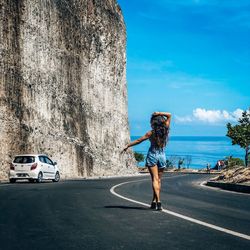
9, 154, 60, 183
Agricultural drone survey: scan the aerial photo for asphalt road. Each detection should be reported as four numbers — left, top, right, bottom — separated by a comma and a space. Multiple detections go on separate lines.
0, 173, 250, 250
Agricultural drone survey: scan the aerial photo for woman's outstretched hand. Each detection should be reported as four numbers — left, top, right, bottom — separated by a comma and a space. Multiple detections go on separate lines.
121, 145, 129, 153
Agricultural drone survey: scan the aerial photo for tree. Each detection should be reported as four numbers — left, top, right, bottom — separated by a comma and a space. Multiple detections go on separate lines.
226, 109, 250, 167
134, 152, 145, 163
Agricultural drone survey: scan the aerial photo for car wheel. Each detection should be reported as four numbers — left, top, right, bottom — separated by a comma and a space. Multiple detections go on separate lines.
9, 179, 16, 183
29, 179, 35, 183
37, 172, 43, 183
52, 172, 60, 182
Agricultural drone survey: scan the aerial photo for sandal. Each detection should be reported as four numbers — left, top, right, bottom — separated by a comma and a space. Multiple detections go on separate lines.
157, 202, 162, 211
150, 201, 157, 209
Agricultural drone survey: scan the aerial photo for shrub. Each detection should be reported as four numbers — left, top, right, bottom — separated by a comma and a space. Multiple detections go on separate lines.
134, 152, 145, 163
224, 156, 245, 168
166, 159, 174, 168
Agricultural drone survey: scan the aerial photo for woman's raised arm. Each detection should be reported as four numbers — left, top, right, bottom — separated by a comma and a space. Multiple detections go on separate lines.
122, 131, 152, 152
152, 112, 171, 127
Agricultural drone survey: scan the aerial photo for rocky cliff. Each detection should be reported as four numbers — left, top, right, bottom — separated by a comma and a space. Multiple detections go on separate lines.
0, 0, 136, 181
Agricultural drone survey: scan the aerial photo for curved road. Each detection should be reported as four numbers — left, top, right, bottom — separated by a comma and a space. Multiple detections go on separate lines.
0, 173, 250, 250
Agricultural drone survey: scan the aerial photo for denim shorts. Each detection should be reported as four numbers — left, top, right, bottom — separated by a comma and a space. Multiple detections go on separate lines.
146, 148, 166, 169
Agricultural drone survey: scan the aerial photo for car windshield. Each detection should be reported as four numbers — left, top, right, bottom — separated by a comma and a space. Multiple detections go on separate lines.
14, 156, 35, 164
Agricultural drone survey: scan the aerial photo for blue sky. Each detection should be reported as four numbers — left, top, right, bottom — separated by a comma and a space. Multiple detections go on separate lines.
117, 0, 250, 136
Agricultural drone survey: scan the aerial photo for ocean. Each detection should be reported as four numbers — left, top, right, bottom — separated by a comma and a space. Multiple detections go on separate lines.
130, 136, 244, 169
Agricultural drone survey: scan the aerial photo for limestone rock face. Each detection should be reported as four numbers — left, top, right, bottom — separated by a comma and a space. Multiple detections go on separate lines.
210, 166, 250, 184
0, 0, 136, 180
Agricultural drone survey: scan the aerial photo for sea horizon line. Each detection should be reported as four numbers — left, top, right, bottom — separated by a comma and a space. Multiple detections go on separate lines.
131, 135, 229, 138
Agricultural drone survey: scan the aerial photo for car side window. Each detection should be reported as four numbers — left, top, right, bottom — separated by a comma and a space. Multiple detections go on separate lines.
45, 157, 54, 165
39, 156, 46, 163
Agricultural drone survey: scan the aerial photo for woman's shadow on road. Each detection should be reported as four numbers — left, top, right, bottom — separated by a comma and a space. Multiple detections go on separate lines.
104, 205, 149, 210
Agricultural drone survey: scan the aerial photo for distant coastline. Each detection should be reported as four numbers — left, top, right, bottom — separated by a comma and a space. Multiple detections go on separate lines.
130, 136, 244, 169
132, 135, 230, 140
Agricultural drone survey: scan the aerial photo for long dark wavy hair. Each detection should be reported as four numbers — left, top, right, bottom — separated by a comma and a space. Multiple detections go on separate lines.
150, 115, 169, 148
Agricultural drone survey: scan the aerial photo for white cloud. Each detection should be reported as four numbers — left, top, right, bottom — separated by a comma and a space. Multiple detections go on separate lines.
175, 115, 193, 123
232, 108, 245, 120
175, 108, 244, 124
193, 108, 226, 123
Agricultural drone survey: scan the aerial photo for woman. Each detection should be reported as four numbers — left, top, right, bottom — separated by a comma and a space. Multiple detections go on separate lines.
123, 112, 171, 210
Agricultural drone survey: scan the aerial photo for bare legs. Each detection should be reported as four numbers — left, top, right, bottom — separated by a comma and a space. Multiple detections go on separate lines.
148, 166, 164, 203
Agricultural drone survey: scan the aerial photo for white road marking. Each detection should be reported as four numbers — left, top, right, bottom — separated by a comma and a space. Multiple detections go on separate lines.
110, 179, 250, 241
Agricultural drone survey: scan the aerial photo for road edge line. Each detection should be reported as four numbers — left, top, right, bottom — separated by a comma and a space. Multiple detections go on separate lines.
110, 180, 250, 241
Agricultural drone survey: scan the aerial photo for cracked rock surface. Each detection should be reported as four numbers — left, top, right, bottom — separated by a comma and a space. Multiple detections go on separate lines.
0, 0, 136, 180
